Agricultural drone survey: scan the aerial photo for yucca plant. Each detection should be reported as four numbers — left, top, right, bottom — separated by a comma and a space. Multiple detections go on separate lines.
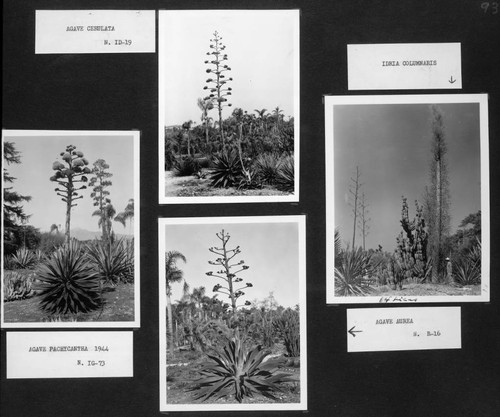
335, 247, 375, 296
210, 151, 242, 188
11, 247, 37, 269
86, 238, 132, 285
190, 332, 292, 402
275, 155, 294, 193
37, 239, 101, 315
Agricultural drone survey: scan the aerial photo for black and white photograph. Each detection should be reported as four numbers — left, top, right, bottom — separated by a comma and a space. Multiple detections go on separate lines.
158, 10, 300, 204
159, 216, 307, 411
325, 95, 489, 304
1, 130, 140, 327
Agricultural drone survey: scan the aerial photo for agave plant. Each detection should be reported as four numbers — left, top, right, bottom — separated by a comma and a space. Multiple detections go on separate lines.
210, 151, 242, 188
3, 271, 36, 302
190, 333, 292, 402
11, 247, 37, 269
275, 155, 294, 193
454, 240, 481, 286
254, 153, 280, 185
37, 239, 101, 315
335, 247, 376, 296
86, 238, 132, 285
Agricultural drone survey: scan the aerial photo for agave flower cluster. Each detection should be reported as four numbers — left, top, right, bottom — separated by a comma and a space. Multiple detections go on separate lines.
205, 230, 253, 310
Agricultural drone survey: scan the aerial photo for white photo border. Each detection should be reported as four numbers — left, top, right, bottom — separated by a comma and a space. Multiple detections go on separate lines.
325, 94, 490, 304
1, 129, 140, 328
158, 215, 307, 411
158, 9, 300, 204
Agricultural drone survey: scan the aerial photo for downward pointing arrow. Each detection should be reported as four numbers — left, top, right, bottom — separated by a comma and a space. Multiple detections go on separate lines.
348, 326, 363, 337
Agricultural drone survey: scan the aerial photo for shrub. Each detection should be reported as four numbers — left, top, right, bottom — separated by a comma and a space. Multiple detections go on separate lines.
273, 308, 300, 357
36, 239, 101, 315
190, 332, 292, 402
11, 247, 38, 269
210, 151, 242, 188
174, 156, 200, 177
238, 169, 262, 190
275, 155, 294, 192
335, 247, 376, 296
86, 238, 133, 284
3, 271, 36, 301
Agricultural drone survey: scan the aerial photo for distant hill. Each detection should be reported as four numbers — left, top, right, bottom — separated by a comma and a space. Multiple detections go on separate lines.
71, 228, 133, 241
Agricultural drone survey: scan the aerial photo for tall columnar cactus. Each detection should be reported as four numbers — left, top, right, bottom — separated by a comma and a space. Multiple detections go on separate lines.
203, 31, 233, 144
50, 145, 91, 241
392, 197, 430, 287
205, 229, 252, 312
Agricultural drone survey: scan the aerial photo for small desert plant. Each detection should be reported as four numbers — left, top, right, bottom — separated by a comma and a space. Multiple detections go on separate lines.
335, 247, 376, 296
3, 271, 36, 301
174, 156, 200, 177
11, 247, 38, 269
36, 239, 101, 315
86, 238, 132, 285
190, 332, 292, 402
210, 151, 242, 188
3, 255, 17, 270
273, 308, 300, 357
275, 155, 294, 192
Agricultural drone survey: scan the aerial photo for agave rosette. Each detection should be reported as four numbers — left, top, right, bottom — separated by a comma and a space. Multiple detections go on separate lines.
191, 335, 292, 402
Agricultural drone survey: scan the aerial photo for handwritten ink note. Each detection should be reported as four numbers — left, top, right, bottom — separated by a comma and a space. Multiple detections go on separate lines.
7, 331, 133, 378
35, 10, 155, 54
347, 307, 461, 352
347, 43, 462, 90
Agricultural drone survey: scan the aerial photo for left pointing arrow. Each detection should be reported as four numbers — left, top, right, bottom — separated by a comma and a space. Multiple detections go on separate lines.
348, 326, 363, 337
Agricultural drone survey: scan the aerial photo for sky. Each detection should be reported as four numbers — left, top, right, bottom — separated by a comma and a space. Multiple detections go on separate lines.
159, 10, 298, 126
3, 133, 136, 234
334, 102, 481, 251
163, 221, 301, 309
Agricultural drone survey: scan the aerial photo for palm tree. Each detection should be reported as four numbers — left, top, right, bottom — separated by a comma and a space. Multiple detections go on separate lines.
272, 106, 284, 132
92, 202, 116, 242
182, 120, 193, 157
191, 286, 206, 319
166, 250, 187, 356
254, 108, 268, 132
197, 98, 214, 145
114, 199, 134, 234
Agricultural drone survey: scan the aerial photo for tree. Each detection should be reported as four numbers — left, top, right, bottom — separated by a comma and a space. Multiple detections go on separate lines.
114, 199, 134, 233
165, 250, 187, 356
425, 106, 451, 281
254, 108, 268, 132
3, 141, 32, 253
203, 31, 233, 144
92, 202, 116, 242
89, 159, 113, 241
50, 145, 91, 241
205, 229, 252, 312
198, 97, 214, 145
